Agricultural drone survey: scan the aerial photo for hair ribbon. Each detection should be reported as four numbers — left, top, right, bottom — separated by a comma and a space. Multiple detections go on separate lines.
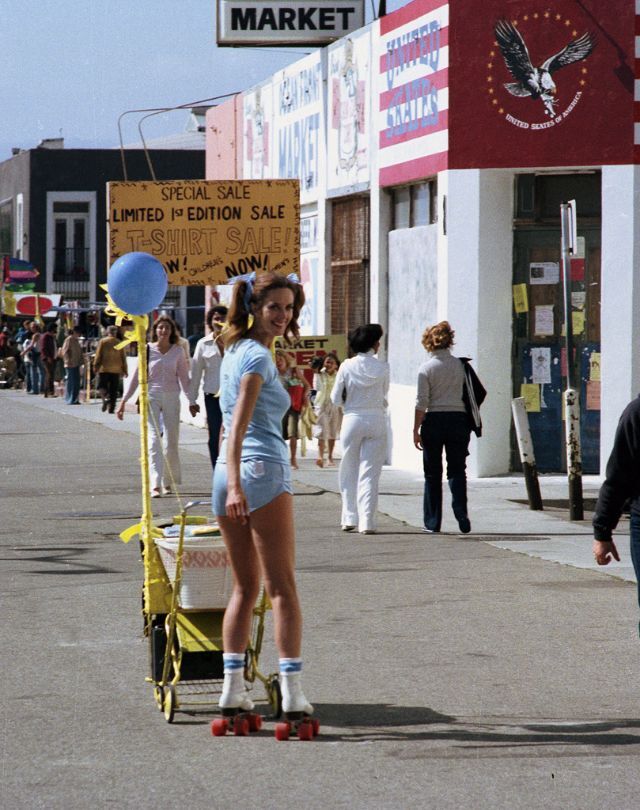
228, 271, 256, 311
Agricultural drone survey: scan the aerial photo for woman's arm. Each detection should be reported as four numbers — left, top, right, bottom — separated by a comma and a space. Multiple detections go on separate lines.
175, 347, 191, 395
225, 373, 263, 524
330, 366, 346, 407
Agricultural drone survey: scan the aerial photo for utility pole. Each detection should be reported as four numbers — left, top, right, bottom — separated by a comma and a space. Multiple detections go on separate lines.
560, 199, 583, 520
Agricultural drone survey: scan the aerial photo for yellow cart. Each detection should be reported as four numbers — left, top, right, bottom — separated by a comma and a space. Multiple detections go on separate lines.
150, 500, 281, 724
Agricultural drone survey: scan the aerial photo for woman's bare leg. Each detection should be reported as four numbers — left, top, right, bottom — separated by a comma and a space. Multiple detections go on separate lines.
217, 515, 261, 652
249, 492, 302, 658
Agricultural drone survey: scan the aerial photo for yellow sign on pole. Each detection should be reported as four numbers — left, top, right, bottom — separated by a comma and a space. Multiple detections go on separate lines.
107, 179, 300, 286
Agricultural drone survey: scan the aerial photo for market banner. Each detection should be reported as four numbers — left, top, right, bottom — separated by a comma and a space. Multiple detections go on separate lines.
107, 179, 300, 286
275, 333, 348, 385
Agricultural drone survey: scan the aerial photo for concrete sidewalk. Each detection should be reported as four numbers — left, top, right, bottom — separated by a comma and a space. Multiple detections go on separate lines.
6, 389, 633, 584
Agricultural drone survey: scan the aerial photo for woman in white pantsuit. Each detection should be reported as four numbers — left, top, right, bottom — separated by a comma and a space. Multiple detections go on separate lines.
331, 324, 389, 534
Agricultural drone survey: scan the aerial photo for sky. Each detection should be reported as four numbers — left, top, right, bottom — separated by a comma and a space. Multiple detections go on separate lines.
0, 0, 343, 161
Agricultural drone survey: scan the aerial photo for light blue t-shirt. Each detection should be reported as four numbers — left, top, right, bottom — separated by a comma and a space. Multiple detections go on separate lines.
218, 338, 289, 464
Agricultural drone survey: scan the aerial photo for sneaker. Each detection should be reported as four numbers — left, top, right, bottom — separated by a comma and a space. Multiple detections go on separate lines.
151, 488, 161, 499
162, 486, 172, 496
422, 526, 438, 534
341, 525, 356, 532
458, 518, 471, 534
360, 529, 375, 535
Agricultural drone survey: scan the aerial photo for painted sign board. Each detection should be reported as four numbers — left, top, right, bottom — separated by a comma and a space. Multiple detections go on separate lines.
377, 0, 449, 187
107, 180, 300, 285
217, 0, 364, 46
449, 0, 635, 168
275, 333, 348, 385
272, 51, 325, 205
327, 27, 371, 194
243, 81, 275, 180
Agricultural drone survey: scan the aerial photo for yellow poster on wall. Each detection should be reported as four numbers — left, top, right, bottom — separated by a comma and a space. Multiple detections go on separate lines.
275, 334, 348, 386
107, 180, 300, 286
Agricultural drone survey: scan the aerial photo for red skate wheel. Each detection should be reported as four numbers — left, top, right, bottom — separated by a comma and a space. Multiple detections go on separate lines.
275, 722, 291, 741
211, 718, 228, 737
233, 716, 250, 736
298, 720, 314, 741
310, 717, 320, 737
248, 713, 262, 732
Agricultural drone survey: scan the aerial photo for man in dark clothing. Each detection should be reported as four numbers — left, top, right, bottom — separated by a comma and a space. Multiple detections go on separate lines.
40, 321, 58, 397
593, 395, 640, 627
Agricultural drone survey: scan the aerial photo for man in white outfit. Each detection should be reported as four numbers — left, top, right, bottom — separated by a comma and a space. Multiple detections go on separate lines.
331, 324, 389, 534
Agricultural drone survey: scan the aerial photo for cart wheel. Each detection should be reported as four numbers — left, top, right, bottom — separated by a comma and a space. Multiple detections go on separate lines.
298, 720, 314, 741
154, 685, 165, 711
310, 717, 320, 737
233, 716, 250, 736
275, 722, 290, 741
267, 676, 283, 719
163, 685, 176, 723
248, 713, 262, 732
211, 718, 229, 737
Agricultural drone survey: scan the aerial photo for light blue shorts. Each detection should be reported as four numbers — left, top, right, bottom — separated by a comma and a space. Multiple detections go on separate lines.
212, 459, 293, 517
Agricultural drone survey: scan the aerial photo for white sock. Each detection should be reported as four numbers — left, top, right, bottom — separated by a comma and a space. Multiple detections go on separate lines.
279, 658, 313, 715
219, 653, 254, 710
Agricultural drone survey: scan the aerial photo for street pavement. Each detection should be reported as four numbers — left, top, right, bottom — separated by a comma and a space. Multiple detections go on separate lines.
2, 389, 640, 810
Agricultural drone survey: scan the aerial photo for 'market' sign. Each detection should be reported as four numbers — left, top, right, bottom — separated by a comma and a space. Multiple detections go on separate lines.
217, 0, 364, 46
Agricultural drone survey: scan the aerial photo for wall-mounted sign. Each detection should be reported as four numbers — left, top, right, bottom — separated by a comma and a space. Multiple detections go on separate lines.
377, 0, 449, 187
272, 51, 325, 205
217, 0, 364, 46
107, 180, 300, 286
327, 28, 370, 194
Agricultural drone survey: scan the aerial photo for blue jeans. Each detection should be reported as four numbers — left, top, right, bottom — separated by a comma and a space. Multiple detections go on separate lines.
420, 412, 471, 532
65, 366, 80, 403
204, 393, 223, 469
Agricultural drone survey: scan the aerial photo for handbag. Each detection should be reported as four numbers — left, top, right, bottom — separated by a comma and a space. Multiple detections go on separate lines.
460, 358, 487, 437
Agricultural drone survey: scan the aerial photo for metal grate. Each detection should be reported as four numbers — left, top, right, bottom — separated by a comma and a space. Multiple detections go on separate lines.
330, 197, 370, 336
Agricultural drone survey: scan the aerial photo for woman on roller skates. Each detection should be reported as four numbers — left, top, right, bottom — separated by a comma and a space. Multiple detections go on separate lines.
212, 270, 314, 734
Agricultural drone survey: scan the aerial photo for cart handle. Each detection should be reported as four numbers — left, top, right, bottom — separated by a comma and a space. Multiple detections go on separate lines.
182, 499, 212, 513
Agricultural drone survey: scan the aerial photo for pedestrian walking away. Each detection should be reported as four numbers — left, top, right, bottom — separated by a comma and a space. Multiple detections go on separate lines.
593, 394, 640, 634
212, 270, 315, 728
60, 326, 84, 404
117, 316, 190, 498
331, 323, 389, 535
94, 325, 128, 413
413, 320, 485, 534
188, 304, 228, 470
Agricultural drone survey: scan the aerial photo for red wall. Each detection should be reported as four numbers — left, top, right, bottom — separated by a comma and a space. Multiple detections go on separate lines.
449, 0, 635, 168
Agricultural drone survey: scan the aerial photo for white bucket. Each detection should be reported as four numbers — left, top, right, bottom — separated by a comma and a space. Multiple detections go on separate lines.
155, 536, 232, 609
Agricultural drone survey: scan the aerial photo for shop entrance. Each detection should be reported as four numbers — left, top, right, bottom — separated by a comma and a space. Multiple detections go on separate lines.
330, 196, 370, 335
512, 173, 601, 473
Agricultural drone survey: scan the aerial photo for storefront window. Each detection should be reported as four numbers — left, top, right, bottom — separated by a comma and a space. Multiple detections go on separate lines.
392, 180, 437, 229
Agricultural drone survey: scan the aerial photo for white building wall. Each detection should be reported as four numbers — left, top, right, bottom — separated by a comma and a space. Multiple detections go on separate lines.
600, 164, 640, 467
442, 169, 513, 476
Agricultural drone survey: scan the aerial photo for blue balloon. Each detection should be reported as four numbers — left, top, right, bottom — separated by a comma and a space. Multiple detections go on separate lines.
107, 252, 168, 315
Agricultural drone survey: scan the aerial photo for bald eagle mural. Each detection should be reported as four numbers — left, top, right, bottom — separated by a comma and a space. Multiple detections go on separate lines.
494, 19, 596, 117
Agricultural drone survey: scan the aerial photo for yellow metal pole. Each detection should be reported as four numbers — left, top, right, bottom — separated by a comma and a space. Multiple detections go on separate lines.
135, 319, 154, 618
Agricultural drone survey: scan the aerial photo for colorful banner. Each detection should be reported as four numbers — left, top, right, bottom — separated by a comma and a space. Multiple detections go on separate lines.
107, 180, 300, 285
377, 0, 449, 186
2, 293, 62, 317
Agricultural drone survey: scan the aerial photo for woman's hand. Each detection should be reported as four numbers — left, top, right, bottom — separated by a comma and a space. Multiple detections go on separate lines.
226, 484, 249, 525
413, 428, 423, 451
116, 402, 125, 421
